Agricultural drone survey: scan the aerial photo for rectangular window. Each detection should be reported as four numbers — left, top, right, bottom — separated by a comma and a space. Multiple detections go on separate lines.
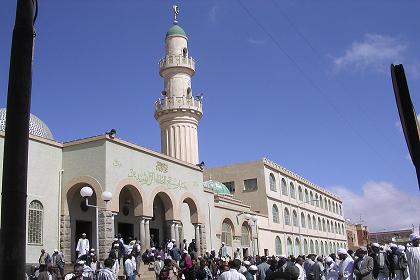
28, 209, 43, 244
244, 178, 257, 191
223, 181, 235, 193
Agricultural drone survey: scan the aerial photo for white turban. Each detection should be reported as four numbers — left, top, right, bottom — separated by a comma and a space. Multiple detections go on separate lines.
249, 265, 258, 271
390, 243, 397, 248
325, 257, 333, 263
238, 267, 247, 273
409, 233, 420, 241
337, 248, 347, 255
243, 261, 251, 266
372, 243, 380, 248
397, 245, 405, 253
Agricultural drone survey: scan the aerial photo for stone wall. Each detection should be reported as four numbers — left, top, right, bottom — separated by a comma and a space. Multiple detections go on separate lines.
60, 214, 71, 262
98, 210, 114, 260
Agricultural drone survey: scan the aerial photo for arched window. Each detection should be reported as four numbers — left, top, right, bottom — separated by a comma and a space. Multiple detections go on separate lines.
295, 238, 301, 256
327, 220, 331, 232
315, 194, 319, 207
281, 179, 288, 196
322, 219, 326, 232
341, 224, 344, 235
301, 213, 306, 228
222, 219, 233, 246
287, 237, 293, 256
290, 183, 296, 199
241, 224, 251, 246
310, 240, 315, 254
312, 216, 316, 230
292, 210, 298, 227
320, 196, 324, 208
324, 242, 328, 256
324, 198, 328, 210
269, 173, 276, 191
339, 205, 342, 216
318, 217, 322, 231
307, 214, 312, 229
284, 208, 290, 225
333, 202, 337, 213
305, 189, 309, 202
275, 236, 282, 255
328, 200, 331, 212
304, 239, 309, 255
298, 186, 303, 201
272, 205, 279, 223
335, 222, 338, 234
28, 200, 43, 245
315, 240, 319, 255
310, 191, 314, 205
321, 241, 324, 256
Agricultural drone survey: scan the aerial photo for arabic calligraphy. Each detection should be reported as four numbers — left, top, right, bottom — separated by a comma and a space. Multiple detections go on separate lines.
128, 168, 191, 190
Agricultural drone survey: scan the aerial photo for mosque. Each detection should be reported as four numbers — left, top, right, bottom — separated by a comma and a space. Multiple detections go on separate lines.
0, 9, 347, 265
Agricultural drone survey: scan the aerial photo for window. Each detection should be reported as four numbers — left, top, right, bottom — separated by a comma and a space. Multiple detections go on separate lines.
310, 191, 314, 205
328, 200, 331, 212
315, 194, 319, 207
327, 220, 331, 232
342, 224, 344, 235
244, 178, 257, 191
284, 208, 290, 225
307, 214, 312, 229
318, 217, 322, 231
182, 47, 188, 57
295, 238, 301, 256
281, 179, 288, 195
287, 238, 293, 256
275, 236, 282, 255
272, 205, 279, 223
324, 242, 328, 256
298, 186, 303, 201
329, 242, 333, 254
305, 189, 309, 202
241, 224, 251, 246
322, 219, 326, 232
315, 240, 319, 255
324, 198, 328, 210
320, 196, 323, 208
292, 210, 298, 227
304, 239, 308, 255
339, 205, 342, 216
28, 200, 43, 245
290, 183, 296, 198
301, 213, 306, 228
321, 241, 325, 256
223, 181, 235, 193
312, 216, 316, 229
269, 173, 276, 191
333, 202, 337, 213
222, 219, 233, 246
310, 240, 315, 254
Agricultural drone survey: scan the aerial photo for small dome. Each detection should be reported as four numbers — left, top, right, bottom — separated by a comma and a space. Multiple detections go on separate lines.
203, 180, 231, 196
0, 108, 54, 140
166, 24, 187, 37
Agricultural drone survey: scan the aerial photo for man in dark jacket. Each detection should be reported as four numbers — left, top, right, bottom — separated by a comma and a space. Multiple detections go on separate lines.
354, 247, 374, 280
369, 243, 390, 280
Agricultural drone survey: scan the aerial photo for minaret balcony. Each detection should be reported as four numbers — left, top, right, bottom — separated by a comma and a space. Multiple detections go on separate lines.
159, 55, 195, 74
155, 96, 203, 116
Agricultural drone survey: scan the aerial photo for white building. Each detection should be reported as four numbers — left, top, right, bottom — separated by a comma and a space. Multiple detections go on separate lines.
0, 9, 347, 265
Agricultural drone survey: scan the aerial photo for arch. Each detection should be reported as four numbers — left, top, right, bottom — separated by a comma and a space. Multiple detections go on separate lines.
327, 220, 331, 232
287, 237, 293, 256
281, 178, 288, 195
63, 175, 103, 215
151, 191, 175, 220
328, 200, 332, 212
329, 242, 333, 254
179, 192, 202, 224
307, 214, 312, 229
147, 187, 177, 220
310, 191, 314, 205
284, 207, 290, 225
339, 205, 342, 216
324, 242, 328, 256
295, 238, 301, 256
272, 204, 280, 223
335, 222, 338, 234
301, 213, 306, 228
310, 240, 315, 254
292, 210, 298, 227
341, 224, 344, 235
108, 178, 146, 216
290, 182, 296, 199
221, 218, 234, 246
315, 240, 319, 255
269, 173, 276, 191
315, 194, 319, 207
320, 195, 323, 208
321, 241, 324, 256
28, 200, 43, 245
324, 198, 328, 210
304, 239, 309, 255
298, 186, 303, 201
275, 236, 282, 255
304, 189, 309, 202
322, 218, 326, 232
312, 216, 317, 230
241, 223, 251, 247
318, 217, 322, 231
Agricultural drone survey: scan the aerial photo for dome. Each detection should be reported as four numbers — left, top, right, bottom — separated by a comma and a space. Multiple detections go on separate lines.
166, 24, 187, 37
0, 108, 54, 140
203, 180, 231, 196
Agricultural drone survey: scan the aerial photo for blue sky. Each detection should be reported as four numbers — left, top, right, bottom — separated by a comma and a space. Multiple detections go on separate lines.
1, 1, 419, 231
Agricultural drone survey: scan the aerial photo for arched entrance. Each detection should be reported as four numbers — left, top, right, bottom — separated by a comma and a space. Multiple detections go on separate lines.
67, 183, 98, 262
179, 196, 200, 248
113, 185, 143, 243
150, 192, 174, 247
241, 222, 252, 257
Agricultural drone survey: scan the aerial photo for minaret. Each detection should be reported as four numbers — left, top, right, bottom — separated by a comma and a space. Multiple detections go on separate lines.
155, 6, 203, 165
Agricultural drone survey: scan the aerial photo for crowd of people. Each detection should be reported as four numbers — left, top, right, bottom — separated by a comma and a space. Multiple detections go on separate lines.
32, 233, 420, 280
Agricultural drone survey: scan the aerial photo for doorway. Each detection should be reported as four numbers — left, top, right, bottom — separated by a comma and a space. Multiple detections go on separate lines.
243, 248, 249, 258
75, 220, 92, 261
117, 222, 134, 243
150, 228, 159, 247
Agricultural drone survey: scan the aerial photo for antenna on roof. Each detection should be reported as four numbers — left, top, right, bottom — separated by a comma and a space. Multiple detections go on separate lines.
172, 5, 179, 24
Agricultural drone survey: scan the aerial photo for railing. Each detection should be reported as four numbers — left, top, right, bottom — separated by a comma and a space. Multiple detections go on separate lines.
155, 96, 203, 112
159, 55, 196, 71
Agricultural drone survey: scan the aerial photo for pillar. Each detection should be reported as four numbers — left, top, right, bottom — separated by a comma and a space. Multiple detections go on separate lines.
171, 222, 176, 241
139, 218, 145, 252
175, 223, 180, 248
98, 209, 114, 261
144, 219, 151, 249
60, 214, 71, 262
195, 224, 201, 256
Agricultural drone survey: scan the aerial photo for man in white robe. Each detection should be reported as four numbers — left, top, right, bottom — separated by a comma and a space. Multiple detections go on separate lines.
325, 256, 339, 280
337, 248, 354, 280
405, 233, 420, 280
76, 233, 90, 260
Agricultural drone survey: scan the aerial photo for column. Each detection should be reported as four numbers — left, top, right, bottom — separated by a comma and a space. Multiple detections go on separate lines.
98, 209, 114, 261
139, 218, 145, 251
170, 222, 176, 242
195, 224, 201, 256
144, 219, 151, 250
175, 223, 180, 248
60, 214, 71, 262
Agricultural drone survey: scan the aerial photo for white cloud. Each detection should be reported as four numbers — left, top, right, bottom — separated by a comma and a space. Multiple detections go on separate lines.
331, 181, 420, 232
247, 37, 266, 45
209, 5, 218, 23
333, 34, 407, 73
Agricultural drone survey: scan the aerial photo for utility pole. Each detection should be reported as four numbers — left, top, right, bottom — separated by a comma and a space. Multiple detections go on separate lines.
0, 0, 35, 278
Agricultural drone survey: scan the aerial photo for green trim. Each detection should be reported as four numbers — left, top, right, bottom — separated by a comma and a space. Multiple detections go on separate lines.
166, 24, 187, 37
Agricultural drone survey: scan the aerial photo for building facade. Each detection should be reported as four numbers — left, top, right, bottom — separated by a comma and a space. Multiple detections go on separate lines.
0, 9, 348, 265
368, 229, 413, 245
204, 158, 347, 257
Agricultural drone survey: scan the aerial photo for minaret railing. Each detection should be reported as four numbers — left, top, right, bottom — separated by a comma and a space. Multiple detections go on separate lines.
155, 96, 203, 112
159, 55, 195, 71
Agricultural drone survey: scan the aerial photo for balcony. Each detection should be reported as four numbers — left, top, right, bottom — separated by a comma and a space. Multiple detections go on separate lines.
155, 96, 203, 114
159, 55, 195, 73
